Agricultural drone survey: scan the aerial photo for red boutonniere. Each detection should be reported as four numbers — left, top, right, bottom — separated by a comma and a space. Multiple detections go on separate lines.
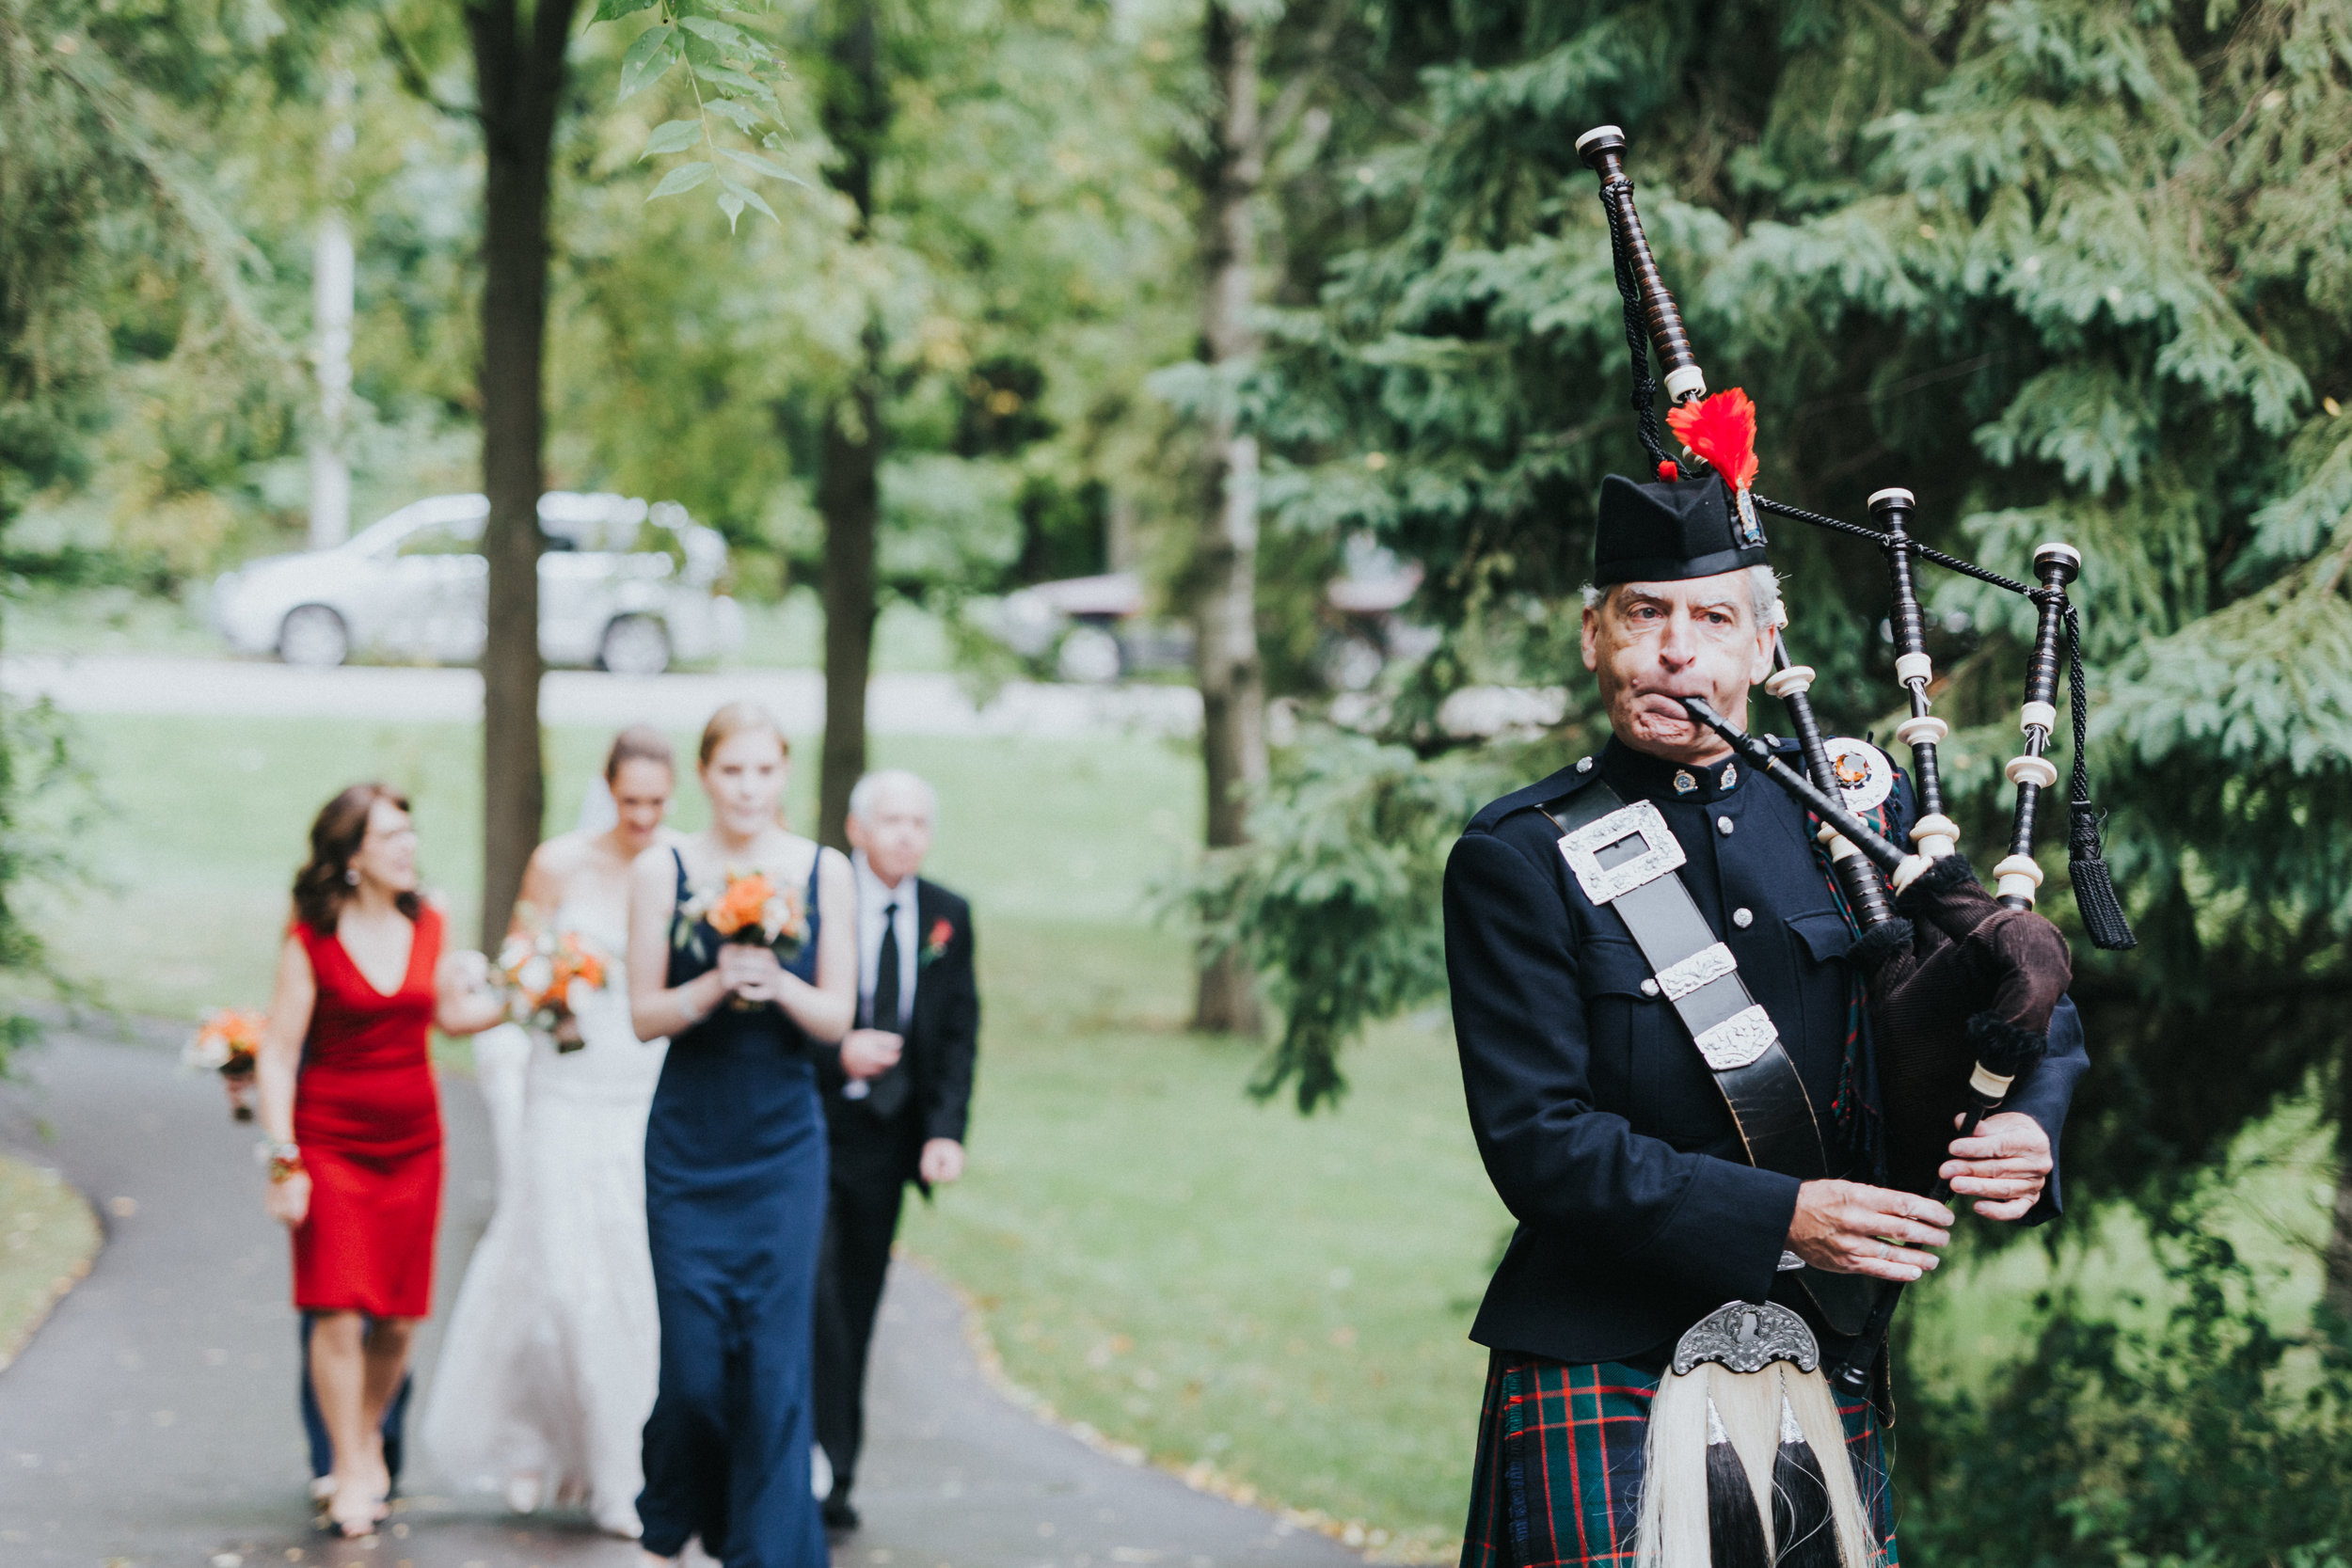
919, 916, 954, 967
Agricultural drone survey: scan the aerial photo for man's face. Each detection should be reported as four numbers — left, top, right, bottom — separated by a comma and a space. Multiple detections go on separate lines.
845, 783, 935, 887
1581, 576, 1776, 764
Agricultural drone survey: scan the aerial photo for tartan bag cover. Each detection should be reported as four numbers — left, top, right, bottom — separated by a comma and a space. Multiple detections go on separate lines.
1459, 1353, 1899, 1568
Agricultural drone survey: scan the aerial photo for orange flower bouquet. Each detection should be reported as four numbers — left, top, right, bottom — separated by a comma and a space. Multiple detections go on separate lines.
676, 867, 807, 1006
185, 1007, 267, 1121
498, 926, 609, 1050
683, 867, 806, 954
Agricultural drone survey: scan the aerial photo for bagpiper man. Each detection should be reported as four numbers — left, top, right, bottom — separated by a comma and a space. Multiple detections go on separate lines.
1446, 470, 2088, 1567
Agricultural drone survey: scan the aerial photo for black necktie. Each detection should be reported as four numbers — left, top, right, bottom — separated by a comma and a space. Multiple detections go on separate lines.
870, 905, 901, 1033
864, 905, 911, 1118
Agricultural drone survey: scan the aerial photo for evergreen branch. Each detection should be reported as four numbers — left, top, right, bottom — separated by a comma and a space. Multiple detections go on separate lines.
2164, 87, 2265, 195
1262, 0, 1347, 158
1328, 64, 1431, 140
1845, 0, 1945, 71
1799, 352, 2006, 414
2313, 525, 2352, 601
2066, 970, 2352, 1006
1520, 413, 1614, 451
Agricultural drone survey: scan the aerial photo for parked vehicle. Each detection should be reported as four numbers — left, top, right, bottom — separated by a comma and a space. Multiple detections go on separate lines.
208, 492, 741, 674
1322, 554, 1433, 691
993, 549, 1433, 690
995, 572, 1154, 684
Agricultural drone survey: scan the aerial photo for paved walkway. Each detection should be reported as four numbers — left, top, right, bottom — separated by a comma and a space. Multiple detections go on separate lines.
0, 656, 1202, 737
0, 1029, 1361, 1568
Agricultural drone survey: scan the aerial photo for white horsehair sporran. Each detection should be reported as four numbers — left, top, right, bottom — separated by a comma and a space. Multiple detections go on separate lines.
1634, 1301, 1881, 1568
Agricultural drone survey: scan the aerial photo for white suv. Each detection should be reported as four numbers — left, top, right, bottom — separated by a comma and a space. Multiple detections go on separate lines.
208, 492, 742, 674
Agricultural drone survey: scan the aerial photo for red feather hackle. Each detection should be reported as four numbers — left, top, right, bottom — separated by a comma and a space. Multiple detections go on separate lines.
1665, 388, 1759, 493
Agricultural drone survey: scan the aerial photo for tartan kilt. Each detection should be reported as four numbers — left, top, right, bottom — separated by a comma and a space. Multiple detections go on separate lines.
1459, 1352, 1899, 1568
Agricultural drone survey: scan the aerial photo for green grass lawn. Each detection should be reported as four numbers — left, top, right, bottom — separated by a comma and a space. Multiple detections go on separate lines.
7, 704, 2339, 1559
12, 712, 1201, 1015
898, 925, 1499, 1557
0, 1154, 101, 1373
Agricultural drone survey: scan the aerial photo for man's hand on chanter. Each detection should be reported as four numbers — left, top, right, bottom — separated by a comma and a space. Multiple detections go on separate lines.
1939, 1111, 2052, 1221
1788, 1180, 1954, 1282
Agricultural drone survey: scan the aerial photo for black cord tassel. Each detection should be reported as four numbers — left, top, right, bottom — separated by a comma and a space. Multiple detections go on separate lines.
1708, 1425, 1772, 1568
2060, 607, 2136, 950
1601, 179, 1671, 478
1769, 1433, 1840, 1568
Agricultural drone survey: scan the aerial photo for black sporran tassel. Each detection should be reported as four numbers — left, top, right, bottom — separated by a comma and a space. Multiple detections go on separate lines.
1707, 1421, 1772, 1568
2060, 608, 2135, 950
1769, 1421, 1839, 1568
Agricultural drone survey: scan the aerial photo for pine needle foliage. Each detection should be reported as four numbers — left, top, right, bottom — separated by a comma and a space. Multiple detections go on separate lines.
1898, 1213, 2352, 1566
1174, 728, 1505, 1111
1212, 0, 2352, 1206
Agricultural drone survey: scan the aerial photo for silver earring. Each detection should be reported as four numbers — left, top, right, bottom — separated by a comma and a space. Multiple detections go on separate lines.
345, 867, 360, 886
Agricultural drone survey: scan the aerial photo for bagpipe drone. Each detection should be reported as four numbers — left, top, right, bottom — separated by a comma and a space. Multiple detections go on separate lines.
1573, 126, 2137, 1568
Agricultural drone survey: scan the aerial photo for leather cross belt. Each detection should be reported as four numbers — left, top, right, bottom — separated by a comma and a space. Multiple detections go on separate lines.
1543, 778, 1878, 1336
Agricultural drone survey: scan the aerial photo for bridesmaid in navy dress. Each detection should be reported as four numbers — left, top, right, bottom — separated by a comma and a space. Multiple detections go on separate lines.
627, 703, 856, 1567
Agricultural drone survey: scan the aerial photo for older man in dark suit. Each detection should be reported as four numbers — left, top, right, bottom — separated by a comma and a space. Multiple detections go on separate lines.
814, 768, 979, 1533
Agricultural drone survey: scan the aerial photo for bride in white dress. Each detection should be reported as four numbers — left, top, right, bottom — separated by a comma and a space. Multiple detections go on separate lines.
421, 727, 678, 1537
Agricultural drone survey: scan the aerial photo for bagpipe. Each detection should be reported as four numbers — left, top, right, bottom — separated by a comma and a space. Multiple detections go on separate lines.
1573, 127, 2136, 1567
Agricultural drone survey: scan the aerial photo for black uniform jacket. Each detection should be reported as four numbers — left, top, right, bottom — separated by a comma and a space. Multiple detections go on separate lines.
817, 877, 980, 1187
1445, 736, 2089, 1370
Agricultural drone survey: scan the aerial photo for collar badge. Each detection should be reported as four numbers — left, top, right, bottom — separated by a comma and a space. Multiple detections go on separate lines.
1722, 762, 1738, 789
1673, 769, 1697, 795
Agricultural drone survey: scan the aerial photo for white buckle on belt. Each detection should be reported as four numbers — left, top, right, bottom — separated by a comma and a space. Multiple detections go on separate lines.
1692, 1004, 1779, 1070
1654, 941, 1737, 1002
1557, 800, 1687, 905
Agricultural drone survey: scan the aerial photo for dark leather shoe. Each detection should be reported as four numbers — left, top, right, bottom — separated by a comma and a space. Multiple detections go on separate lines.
822, 1494, 860, 1533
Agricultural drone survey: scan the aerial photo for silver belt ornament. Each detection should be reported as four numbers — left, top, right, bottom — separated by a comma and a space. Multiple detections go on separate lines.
1555, 798, 1780, 1070
1672, 1299, 1819, 1376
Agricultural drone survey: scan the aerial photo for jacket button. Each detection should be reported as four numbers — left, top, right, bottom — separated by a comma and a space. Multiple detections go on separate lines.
1640, 978, 1661, 997
1732, 907, 1755, 928
1716, 816, 1734, 836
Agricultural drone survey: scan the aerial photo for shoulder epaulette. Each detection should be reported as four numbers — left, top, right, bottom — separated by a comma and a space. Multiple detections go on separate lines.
1466, 758, 1602, 833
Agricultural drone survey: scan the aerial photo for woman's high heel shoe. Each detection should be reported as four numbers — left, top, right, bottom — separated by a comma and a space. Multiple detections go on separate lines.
326, 1504, 377, 1539
326, 1477, 379, 1539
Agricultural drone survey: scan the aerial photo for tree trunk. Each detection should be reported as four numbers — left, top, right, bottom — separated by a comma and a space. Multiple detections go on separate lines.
1190, 0, 1267, 1036
818, 328, 881, 851
469, 0, 578, 948
814, 0, 888, 853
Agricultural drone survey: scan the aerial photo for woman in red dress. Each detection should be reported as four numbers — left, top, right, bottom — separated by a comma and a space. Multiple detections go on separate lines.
255, 784, 506, 1538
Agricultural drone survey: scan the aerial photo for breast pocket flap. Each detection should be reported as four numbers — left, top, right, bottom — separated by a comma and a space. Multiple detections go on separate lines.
1577, 936, 1657, 1000
1788, 910, 1856, 964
